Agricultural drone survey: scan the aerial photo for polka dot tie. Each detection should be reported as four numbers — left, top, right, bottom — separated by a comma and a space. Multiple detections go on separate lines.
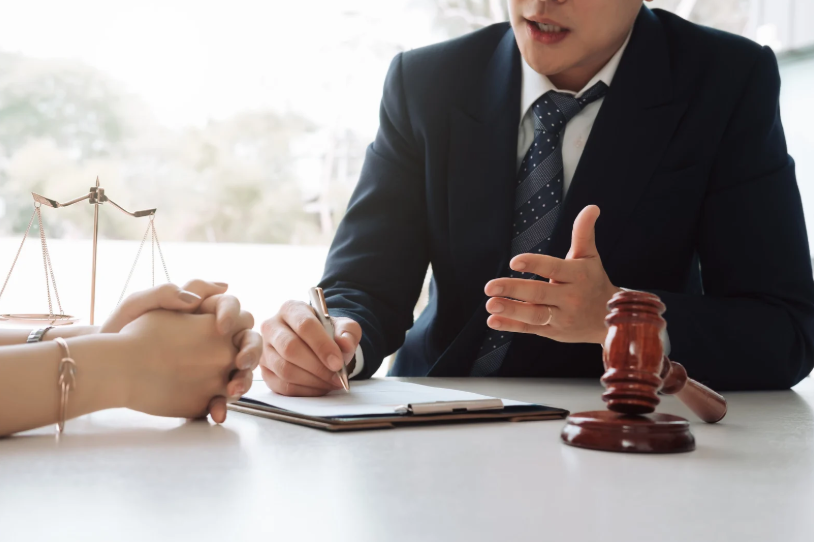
470, 81, 609, 376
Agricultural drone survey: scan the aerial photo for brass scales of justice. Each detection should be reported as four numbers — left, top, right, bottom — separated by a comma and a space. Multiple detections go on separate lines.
0, 178, 170, 326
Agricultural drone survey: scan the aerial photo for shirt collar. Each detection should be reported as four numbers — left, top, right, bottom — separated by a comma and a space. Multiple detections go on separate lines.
519, 30, 632, 124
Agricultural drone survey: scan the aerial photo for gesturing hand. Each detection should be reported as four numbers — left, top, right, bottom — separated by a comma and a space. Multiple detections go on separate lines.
484, 205, 621, 344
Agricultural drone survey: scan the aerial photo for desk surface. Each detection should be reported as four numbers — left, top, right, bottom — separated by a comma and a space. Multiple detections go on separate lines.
2, 377, 813, 542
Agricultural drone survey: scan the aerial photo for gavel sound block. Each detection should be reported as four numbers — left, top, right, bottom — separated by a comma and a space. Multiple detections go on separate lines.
560, 291, 727, 454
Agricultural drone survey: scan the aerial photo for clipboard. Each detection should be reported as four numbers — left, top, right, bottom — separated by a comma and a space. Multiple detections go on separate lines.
229, 395, 568, 432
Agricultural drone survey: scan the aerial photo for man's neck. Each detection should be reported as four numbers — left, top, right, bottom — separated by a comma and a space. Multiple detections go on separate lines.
547, 31, 631, 92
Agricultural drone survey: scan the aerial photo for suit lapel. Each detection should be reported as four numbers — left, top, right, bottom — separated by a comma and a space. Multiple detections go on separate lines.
430, 27, 521, 376
547, 7, 688, 262
447, 28, 521, 316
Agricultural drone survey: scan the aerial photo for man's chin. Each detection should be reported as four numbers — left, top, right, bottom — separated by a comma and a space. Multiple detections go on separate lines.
524, 58, 572, 78
518, 45, 574, 76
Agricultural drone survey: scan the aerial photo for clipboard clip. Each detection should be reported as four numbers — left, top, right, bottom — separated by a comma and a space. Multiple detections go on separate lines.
395, 398, 504, 416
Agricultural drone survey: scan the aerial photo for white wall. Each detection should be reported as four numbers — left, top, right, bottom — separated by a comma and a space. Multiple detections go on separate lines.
779, 54, 814, 252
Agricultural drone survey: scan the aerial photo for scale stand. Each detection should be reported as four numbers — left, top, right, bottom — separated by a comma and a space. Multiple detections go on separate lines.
0, 177, 171, 325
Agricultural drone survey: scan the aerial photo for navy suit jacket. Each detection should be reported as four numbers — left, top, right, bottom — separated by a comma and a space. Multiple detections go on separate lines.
320, 7, 814, 390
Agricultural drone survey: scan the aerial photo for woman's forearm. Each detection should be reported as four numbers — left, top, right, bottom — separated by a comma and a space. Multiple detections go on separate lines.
0, 329, 35, 346
0, 326, 101, 347
0, 334, 131, 437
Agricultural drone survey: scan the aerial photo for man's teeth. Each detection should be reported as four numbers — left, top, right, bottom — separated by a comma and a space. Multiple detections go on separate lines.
536, 22, 564, 33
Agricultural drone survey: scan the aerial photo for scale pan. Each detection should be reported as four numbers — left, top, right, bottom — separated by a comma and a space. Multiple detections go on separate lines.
0, 314, 78, 326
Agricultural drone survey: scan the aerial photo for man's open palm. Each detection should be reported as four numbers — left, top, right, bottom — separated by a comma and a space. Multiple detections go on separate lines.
483, 205, 621, 344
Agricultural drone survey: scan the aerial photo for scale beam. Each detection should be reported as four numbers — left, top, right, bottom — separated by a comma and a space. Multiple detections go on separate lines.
33, 188, 156, 218
1, 177, 168, 325
32, 192, 91, 208
106, 198, 156, 218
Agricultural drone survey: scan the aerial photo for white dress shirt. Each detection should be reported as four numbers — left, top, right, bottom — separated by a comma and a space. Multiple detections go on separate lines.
351, 33, 633, 378
517, 31, 631, 185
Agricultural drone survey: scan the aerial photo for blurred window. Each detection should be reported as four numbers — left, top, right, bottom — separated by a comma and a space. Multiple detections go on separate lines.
0, 1, 812, 326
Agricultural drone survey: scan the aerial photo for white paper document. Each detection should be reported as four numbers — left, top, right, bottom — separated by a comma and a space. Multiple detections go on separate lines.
242, 379, 532, 418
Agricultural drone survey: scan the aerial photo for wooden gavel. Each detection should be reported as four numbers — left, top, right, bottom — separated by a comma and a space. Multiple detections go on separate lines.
562, 290, 726, 454
658, 357, 727, 423
600, 291, 727, 424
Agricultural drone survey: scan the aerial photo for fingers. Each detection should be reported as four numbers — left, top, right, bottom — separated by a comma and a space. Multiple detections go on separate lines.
485, 277, 563, 307
208, 396, 227, 424
234, 329, 263, 371
261, 366, 332, 397
233, 310, 255, 337
278, 301, 344, 372
101, 283, 202, 333
227, 369, 253, 397
208, 366, 252, 425
567, 205, 601, 260
262, 317, 327, 376
208, 364, 253, 425
102, 279, 229, 333
486, 297, 556, 327
258, 301, 357, 397
198, 295, 253, 336
486, 309, 558, 337
214, 295, 240, 334
507, 254, 572, 283
182, 279, 229, 299
333, 317, 362, 363
262, 342, 341, 390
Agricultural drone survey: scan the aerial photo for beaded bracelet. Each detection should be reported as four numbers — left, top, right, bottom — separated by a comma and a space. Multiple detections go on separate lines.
54, 337, 76, 435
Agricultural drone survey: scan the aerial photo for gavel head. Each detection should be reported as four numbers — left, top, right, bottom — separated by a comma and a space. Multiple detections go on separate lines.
601, 290, 667, 415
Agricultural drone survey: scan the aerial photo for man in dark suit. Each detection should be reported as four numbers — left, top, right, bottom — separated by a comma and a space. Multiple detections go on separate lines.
259, 0, 814, 395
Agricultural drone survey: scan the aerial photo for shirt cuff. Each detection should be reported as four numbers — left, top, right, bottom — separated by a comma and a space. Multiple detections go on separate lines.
348, 345, 365, 379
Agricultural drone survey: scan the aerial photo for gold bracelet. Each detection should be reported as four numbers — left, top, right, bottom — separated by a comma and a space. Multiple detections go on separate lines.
54, 337, 76, 435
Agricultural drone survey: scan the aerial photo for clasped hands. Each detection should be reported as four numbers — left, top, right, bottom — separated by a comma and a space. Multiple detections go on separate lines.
485, 205, 621, 344
101, 279, 262, 423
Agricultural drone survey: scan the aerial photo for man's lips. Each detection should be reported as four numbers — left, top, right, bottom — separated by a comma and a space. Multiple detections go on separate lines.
526, 18, 571, 45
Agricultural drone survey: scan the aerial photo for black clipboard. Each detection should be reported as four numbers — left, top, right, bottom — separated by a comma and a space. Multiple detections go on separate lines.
228, 397, 568, 432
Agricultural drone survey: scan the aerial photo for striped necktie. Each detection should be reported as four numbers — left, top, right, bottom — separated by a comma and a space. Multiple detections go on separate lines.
470, 81, 608, 376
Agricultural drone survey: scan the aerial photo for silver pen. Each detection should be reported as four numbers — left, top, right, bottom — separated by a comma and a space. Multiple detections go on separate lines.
308, 287, 350, 392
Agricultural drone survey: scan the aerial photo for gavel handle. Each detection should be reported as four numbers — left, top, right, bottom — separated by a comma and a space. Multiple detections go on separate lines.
660, 358, 728, 423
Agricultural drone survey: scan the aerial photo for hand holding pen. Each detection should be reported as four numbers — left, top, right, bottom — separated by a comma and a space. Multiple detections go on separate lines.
308, 287, 350, 392
258, 289, 360, 397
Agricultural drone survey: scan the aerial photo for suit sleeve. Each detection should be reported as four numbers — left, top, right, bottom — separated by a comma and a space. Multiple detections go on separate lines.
319, 53, 429, 379
651, 46, 814, 390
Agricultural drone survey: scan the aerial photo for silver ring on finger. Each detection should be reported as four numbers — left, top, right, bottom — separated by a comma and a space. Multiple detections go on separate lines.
542, 305, 553, 326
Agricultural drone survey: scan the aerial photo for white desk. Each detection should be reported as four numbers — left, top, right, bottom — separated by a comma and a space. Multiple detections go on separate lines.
2, 377, 813, 542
